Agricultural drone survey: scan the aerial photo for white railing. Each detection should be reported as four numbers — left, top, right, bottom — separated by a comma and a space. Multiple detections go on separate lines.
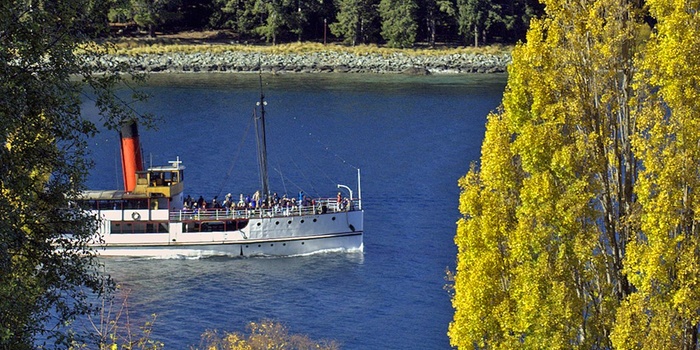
169, 198, 361, 222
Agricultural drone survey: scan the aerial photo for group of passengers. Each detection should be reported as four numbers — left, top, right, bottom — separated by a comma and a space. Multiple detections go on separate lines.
182, 191, 310, 214
181, 190, 351, 216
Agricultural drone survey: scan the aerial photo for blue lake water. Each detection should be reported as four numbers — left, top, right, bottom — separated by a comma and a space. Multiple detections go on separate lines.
80, 73, 506, 349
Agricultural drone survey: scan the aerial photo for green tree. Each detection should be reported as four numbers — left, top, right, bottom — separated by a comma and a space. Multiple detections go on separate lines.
455, 0, 493, 46
330, 0, 379, 45
210, 0, 260, 37
450, 0, 654, 347
418, 0, 457, 46
130, 0, 183, 37
0, 0, 147, 347
378, 0, 418, 48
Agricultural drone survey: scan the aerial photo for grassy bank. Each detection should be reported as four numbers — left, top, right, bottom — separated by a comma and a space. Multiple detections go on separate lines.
100, 39, 512, 57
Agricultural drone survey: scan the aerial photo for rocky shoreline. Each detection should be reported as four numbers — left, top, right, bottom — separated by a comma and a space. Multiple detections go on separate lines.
85, 50, 510, 74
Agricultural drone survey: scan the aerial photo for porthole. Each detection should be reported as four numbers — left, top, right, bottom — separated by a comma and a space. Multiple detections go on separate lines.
275, 221, 280, 225
271, 244, 274, 246
313, 218, 317, 222
332, 217, 336, 221
288, 220, 292, 224
283, 243, 286, 246
258, 244, 261, 247
300, 219, 305, 223
301, 242, 305, 245
257, 222, 261, 226
245, 245, 249, 248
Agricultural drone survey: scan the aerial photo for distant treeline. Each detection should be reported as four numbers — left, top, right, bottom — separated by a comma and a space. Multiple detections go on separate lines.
107, 0, 543, 47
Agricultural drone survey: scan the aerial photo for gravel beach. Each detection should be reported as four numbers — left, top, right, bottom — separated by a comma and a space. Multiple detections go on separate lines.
85, 50, 510, 74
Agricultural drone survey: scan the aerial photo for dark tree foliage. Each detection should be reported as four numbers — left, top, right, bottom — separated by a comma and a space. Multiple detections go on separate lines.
330, 0, 380, 45
379, 0, 418, 48
416, 0, 459, 46
108, 0, 541, 45
0, 0, 148, 348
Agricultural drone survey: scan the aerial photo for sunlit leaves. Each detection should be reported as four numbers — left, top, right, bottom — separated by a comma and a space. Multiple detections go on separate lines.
453, 0, 700, 347
611, 1, 700, 348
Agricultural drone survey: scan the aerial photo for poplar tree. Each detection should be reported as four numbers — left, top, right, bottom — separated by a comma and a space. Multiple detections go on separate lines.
1, 0, 147, 347
448, 0, 696, 347
612, 0, 700, 348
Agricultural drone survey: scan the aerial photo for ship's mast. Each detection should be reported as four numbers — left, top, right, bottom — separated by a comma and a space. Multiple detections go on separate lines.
255, 73, 271, 200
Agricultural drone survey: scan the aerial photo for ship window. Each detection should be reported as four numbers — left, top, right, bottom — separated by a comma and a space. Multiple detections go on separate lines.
313, 218, 317, 222
154, 197, 169, 210
288, 220, 292, 224
332, 217, 336, 221
123, 199, 147, 209
300, 220, 305, 224
111, 221, 170, 234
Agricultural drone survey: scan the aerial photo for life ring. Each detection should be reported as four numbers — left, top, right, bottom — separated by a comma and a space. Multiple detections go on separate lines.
131, 212, 141, 221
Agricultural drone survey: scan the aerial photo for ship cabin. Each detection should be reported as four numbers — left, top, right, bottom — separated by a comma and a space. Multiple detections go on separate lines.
78, 161, 185, 220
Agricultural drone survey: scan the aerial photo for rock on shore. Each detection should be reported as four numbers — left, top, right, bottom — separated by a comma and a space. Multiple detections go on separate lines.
84, 51, 510, 74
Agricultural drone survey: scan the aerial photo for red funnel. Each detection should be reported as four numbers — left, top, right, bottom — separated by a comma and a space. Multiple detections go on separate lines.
119, 120, 144, 192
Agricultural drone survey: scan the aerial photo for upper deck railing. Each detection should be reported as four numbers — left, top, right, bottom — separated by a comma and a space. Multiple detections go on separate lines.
169, 197, 361, 222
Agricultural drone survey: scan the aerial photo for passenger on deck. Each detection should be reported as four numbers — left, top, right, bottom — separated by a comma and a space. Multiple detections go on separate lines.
222, 194, 232, 215
238, 194, 245, 209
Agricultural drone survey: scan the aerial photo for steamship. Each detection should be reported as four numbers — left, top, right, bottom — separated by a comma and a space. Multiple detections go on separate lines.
80, 87, 364, 258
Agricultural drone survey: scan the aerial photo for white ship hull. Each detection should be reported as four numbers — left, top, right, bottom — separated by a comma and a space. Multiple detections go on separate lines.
91, 207, 364, 258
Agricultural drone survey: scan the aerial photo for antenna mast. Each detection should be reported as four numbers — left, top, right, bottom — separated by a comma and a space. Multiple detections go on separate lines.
255, 72, 271, 200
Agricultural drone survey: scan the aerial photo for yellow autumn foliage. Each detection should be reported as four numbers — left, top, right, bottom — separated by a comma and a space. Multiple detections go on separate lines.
451, 0, 700, 348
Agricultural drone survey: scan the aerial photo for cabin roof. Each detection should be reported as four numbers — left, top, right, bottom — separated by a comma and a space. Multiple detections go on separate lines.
79, 190, 150, 200
146, 164, 186, 172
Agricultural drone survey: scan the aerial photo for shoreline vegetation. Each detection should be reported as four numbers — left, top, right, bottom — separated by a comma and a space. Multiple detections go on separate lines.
87, 34, 512, 75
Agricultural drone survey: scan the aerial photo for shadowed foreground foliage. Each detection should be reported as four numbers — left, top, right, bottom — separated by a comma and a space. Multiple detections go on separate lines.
199, 320, 340, 350
1, 1, 150, 348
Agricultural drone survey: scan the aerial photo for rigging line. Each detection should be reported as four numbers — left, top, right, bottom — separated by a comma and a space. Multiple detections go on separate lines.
271, 166, 305, 195
285, 152, 320, 197
299, 147, 340, 187
272, 165, 288, 196
266, 126, 340, 191
290, 116, 359, 170
267, 149, 324, 196
79, 85, 149, 125
215, 114, 254, 199
271, 126, 340, 188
